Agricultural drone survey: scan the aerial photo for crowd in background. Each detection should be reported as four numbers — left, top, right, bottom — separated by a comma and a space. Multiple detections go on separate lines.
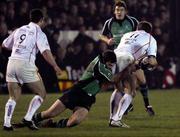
0, 0, 179, 91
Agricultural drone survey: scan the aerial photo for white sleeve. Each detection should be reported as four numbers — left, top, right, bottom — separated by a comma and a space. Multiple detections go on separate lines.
147, 36, 157, 57
36, 32, 50, 53
2, 30, 16, 49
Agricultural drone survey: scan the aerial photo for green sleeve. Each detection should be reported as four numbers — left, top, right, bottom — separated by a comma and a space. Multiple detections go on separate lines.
98, 61, 113, 81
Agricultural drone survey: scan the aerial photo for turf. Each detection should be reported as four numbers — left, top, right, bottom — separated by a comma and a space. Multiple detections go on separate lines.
0, 89, 180, 137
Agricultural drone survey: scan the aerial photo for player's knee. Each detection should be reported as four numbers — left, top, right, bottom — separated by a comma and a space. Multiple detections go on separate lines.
139, 80, 146, 85
38, 91, 46, 99
138, 75, 146, 84
10, 95, 19, 102
9, 96, 17, 102
42, 92, 46, 99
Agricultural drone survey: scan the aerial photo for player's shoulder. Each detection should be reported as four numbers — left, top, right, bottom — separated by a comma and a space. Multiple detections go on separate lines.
126, 15, 139, 29
143, 31, 156, 42
126, 15, 138, 22
35, 26, 46, 38
37, 31, 47, 40
17, 25, 27, 31
18, 23, 35, 32
104, 17, 114, 24
129, 15, 138, 22
13, 26, 26, 36
102, 17, 114, 31
139, 31, 157, 44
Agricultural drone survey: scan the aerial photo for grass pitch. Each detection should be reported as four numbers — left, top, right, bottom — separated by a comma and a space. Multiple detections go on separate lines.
0, 89, 180, 137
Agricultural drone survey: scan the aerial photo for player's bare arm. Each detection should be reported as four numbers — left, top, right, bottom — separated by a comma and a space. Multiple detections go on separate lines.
99, 34, 115, 46
42, 49, 62, 75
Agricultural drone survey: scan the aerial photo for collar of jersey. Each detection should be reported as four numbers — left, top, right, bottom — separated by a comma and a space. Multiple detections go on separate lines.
113, 15, 127, 23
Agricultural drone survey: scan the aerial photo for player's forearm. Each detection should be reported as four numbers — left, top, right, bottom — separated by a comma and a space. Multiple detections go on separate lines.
99, 34, 109, 44
42, 50, 58, 68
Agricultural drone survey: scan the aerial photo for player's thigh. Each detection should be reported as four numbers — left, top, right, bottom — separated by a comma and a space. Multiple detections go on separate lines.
7, 82, 22, 101
135, 69, 146, 84
25, 79, 46, 98
123, 74, 137, 96
68, 107, 88, 124
42, 99, 66, 118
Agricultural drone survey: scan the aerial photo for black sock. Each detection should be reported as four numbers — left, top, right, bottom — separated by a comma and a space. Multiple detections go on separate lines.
140, 84, 150, 108
33, 112, 44, 123
56, 118, 69, 128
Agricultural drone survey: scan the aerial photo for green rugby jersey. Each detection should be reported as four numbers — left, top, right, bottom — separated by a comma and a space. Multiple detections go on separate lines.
74, 56, 113, 96
101, 15, 138, 48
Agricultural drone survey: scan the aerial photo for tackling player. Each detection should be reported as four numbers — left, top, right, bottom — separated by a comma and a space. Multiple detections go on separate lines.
32, 50, 117, 128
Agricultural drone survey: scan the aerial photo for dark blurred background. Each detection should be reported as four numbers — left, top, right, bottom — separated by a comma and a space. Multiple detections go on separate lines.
0, 0, 180, 93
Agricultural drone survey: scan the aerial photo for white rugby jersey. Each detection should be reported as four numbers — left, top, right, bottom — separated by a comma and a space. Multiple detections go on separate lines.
3, 22, 50, 64
114, 30, 157, 60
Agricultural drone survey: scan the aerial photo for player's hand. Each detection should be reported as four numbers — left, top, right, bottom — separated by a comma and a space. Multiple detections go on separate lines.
141, 57, 149, 65
138, 57, 156, 71
107, 38, 115, 46
53, 65, 62, 75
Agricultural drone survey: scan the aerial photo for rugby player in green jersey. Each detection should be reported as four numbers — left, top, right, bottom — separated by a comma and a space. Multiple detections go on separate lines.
32, 50, 118, 128
100, 1, 155, 118
100, 1, 138, 48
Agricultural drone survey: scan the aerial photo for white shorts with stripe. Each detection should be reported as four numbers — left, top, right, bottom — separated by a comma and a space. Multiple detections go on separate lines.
6, 59, 41, 84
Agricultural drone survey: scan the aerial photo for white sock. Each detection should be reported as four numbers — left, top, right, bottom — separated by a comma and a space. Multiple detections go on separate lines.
112, 94, 132, 121
24, 95, 43, 121
110, 89, 123, 120
4, 99, 16, 127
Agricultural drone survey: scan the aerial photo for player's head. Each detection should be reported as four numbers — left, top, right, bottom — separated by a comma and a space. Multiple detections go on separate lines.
137, 21, 152, 33
30, 9, 45, 27
113, 1, 127, 20
101, 50, 117, 70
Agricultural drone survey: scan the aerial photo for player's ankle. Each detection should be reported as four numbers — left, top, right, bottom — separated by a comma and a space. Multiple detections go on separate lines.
56, 118, 69, 128
33, 112, 43, 123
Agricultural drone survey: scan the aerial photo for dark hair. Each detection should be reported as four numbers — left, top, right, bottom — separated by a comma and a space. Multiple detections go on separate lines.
101, 50, 117, 63
113, 1, 127, 11
137, 21, 152, 33
30, 9, 44, 23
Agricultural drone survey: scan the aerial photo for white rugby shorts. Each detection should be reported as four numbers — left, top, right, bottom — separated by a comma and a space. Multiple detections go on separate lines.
6, 59, 41, 84
115, 52, 135, 72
